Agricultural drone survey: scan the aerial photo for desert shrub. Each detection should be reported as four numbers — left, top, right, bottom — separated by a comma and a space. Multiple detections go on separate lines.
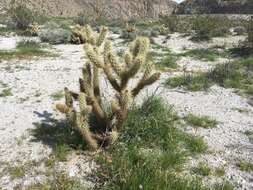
120, 29, 137, 41
73, 13, 88, 26
185, 114, 218, 129
233, 26, 246, 36
246, 16, 253, 49
8, 1, 35, 30
39, 28, 71, 44
166, 58, 253, 95
191, 16, 213, 41
97, 97, 211, 189
178, 48, 228, 61
160, 15, 179, 33
207, 59, 253, 95
38, 21, 71, 44
191, 16, 230, 41
166, 74, 211, 91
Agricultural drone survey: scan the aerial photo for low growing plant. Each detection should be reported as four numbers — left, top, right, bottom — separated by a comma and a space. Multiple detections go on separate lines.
97, 97, 210, 189
185, 114, 218, 129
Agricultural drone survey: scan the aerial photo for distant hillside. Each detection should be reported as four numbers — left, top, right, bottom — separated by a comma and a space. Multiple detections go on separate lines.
175, 0, 253, 14
1, 0, 177, 19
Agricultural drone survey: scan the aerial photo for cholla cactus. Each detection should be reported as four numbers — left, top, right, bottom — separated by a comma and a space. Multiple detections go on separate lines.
57, 25, 160, 150
71, 25, 95, 44
27, 22, 40, 36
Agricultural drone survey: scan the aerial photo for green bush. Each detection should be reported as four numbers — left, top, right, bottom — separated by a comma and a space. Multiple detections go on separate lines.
73, 13, 89, 26
166, 58, 253, 95
98, 97, 209, 190
8, 3, 35, 30
160, 15, 179, 33
191, 16, 230, 41
39, 28, 71, 44
166, 74, 211, 91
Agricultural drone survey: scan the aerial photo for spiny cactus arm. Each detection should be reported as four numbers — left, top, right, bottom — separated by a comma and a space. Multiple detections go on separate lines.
96, 27, 108, 47
131, 37, 150, 58
114, 90, 132, 130
74, 111, 98, 150
120, 56, 143, 90
103, 66, 121, 92
82, 67, 93, 97
79, 78, 86, 93
64, 87, 73, 107
84, 25, 93, 40
104, 40, 123, 77
82, 63, 107, 122
85, 45, 104, 68
124, 51, 133, 66
56, 104, 72, 114
132, 73, 160, 97
93, 66, 101, 104
107, 51, 123, 77
111, 100, 120, 114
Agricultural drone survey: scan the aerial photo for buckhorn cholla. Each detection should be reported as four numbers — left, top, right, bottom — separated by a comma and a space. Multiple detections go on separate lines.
56, 25, 160, 150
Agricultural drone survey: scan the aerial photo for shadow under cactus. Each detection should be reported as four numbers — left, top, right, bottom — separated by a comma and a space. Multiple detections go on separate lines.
30, 111, 86, 152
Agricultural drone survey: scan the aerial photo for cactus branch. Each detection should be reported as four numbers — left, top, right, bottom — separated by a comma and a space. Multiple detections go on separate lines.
57, 26, 160, 150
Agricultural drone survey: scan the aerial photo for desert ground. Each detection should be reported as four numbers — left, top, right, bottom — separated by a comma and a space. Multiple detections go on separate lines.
0, 14, 253, 190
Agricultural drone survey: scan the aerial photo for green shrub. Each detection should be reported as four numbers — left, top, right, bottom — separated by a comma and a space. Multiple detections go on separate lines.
192, 162, 212, 176
236, 160, 253, 172
39, 28, 71, 44
179, 48, 228, 61
166, 58, 253, 95
8, 2, 35, 30
98, 97, 210, 190
157, 51, 178, 70
73, 13, 88, 26
185, 114, 218, 129
191, 16, 230, 41
160, 15, 179, 33
166, 74, 211, 91
207, 59, 253, 95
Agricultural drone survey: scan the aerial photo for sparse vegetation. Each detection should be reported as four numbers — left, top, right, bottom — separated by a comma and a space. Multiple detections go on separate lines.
214, 167, 226, 177
39, 28, 71, 44
8, 2, 35, 30
24, 173, 87, 190
192, 162, 212, 176
213, 182, 234, 190
0, 88, 13, 97
191, 16, 231, 42
185, 114, 218, 129
165, 73, 210, 91
179, 49, 228, 61
50, 91, 64, 100
207, 58, 253, 95
9, 166, 25, 179
166, 58, 253, 95
0, 40, 54, 60
156, 49, 178, 70
237, 160, 253, 172
0, 8, 251, 190
97, 97, 209, 189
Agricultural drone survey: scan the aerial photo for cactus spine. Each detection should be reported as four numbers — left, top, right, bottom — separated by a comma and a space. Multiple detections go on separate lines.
57, 25, 160, 150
